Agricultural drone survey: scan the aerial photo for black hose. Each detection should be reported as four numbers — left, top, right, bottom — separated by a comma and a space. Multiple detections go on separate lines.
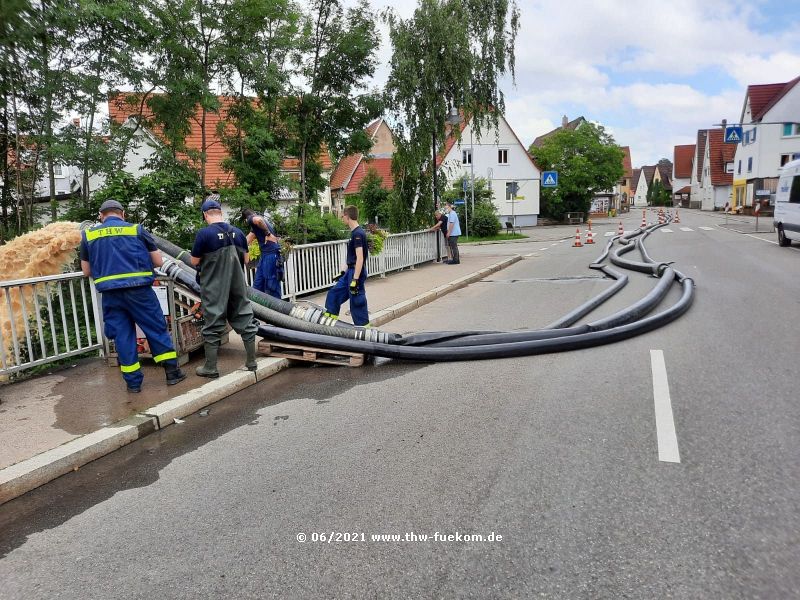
153, 217, 694, 360
254, 278, 694, 361
545, 266, 628, 329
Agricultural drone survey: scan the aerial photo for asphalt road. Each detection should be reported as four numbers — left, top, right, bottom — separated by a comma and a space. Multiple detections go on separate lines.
1, 211, 799, 599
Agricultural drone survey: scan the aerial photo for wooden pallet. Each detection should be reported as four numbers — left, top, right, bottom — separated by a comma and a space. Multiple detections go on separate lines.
258, 340, 364, 367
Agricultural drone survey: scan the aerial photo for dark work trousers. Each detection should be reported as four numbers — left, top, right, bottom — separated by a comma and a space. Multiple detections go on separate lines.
324, 267, 369, 326
253, 252, 281, 299
448, 235, 460, 263
102, 286, 179, 388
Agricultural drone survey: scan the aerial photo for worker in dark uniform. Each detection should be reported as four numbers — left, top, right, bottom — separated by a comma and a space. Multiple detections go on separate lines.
80, 199, 186, 393
190, 199, 259, 378
242, 208, 282, 299
324, 205, 370, 326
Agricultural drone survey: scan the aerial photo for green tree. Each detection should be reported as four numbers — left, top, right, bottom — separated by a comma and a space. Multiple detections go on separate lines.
384, 0, 519, 228
284, 0, 382, 241
529, 122, 624, 221
442, 176, 500, 237
647, 179, 671, 207
354, 167, 390, 226
219, 0, 300, 202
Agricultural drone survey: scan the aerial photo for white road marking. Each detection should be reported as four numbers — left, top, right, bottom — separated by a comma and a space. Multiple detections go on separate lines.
661, 228, 673, 233
539, 247, 549, 251
650, 350, 680, 463
699, 226, 714, 231
680, 227, 693, 231
604, 231, 614, 236
524, 253, 536, 257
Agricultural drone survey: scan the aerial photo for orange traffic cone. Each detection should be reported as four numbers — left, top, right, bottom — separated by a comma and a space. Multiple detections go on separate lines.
618, 221, 624, 236
573, 227, 582, 247
585, 220, 595, 244
675, 209, 680, 223
641, 210, 647, 228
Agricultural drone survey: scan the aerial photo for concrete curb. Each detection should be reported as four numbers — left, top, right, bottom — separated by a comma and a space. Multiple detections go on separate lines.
0, 255, 521, 505
462, 236, 570, 246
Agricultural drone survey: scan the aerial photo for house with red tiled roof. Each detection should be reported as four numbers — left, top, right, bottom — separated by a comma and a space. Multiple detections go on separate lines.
672, 144, 695, 206
690, 130, 710, 209
329, 118, 395, 215
698, 128, 736, 211
731, 76, 800, 213
440, 112, 541, 226
106, 93, 335, 211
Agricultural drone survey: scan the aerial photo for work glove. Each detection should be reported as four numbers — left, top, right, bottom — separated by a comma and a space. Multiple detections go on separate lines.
349, 280, 360, 296
332, 271, 345, 283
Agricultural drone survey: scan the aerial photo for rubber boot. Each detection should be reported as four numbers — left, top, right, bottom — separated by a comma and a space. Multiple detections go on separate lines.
164, 363, 187, 386
195, 343, 220, 378
244, 337, 258, 371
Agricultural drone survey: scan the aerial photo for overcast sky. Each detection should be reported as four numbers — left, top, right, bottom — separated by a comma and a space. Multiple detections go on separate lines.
367, 0, 800, 166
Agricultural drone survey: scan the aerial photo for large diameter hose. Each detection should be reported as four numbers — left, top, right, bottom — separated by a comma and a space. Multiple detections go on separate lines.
255, 278, 694, 361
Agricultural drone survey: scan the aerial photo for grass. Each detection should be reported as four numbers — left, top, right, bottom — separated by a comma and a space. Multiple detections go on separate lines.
459, 233, 528, 243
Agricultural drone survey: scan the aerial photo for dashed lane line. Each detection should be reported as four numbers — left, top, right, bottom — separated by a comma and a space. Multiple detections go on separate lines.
650, 349, 680, 464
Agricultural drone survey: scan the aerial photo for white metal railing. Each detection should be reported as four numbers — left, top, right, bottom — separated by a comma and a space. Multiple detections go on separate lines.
248, 229, 446, 300
0, 272, 104, 377
1, 230, 445, 378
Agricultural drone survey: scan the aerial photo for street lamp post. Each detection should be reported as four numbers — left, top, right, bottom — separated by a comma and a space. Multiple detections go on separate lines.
432, 131, 440, 261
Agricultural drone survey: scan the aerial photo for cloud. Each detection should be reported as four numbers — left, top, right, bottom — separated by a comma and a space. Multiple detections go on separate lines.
366, 0, 800, 164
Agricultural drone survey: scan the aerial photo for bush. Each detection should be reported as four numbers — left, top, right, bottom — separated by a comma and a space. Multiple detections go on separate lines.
469, 203, 501, 237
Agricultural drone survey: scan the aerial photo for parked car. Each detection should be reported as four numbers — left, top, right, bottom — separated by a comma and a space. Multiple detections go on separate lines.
774, 158, 800, 247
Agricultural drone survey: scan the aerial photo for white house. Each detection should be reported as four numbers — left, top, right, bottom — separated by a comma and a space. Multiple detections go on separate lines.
698, 129, 735, 211
631, 167, 650, 207
689, 130, 709, 210
439, 113, 540, 227
731, 76, 800, 212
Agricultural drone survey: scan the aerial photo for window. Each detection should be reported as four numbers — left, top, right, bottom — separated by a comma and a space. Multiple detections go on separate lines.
790, 176, 800, 204
498, 149, 508, 164
747, 157, 753, 172
725, 162, 734, 173
505, 181, 519, 201
744, 131, 750, 145
780, 153, 800, 166
737, 160, 741, 174
462, 149, 472, 165
53, 164, 64, 177
752, 128, 756, 143
783, 123, 800, 137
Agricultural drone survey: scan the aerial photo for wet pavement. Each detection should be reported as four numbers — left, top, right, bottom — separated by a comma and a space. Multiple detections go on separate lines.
0, 244, 535, 472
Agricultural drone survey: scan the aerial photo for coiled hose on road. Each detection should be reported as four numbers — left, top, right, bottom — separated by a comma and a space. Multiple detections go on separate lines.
152, 217, 694, 361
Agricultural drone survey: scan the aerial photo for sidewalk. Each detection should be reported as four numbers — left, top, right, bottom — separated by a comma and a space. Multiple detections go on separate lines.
0, 250, 520, 504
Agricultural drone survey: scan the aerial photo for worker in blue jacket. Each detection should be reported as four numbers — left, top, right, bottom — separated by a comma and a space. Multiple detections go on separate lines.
243, 208, 282, 299
324, 205, 370, 326
80, 199, 186, 394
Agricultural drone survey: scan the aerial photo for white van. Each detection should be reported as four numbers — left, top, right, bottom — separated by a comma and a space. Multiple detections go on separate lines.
775, 158, 800, 247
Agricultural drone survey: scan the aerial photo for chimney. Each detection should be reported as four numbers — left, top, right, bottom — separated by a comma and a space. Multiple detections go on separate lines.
562, 115, 568, 127
72, 117, 80, 127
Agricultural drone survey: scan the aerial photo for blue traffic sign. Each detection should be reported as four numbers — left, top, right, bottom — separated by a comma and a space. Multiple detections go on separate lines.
724, 126, 743, 144
462, 178, 468, 192
454, 199, 465, 205
542, 171, 558, 187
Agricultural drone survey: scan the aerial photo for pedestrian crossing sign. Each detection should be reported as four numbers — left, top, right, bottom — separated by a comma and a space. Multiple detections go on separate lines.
724, 126, 743, 144
542, 171, 558, 187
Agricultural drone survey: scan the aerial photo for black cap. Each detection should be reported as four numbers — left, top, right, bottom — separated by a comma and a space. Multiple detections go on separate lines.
99, 199, 124, 213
